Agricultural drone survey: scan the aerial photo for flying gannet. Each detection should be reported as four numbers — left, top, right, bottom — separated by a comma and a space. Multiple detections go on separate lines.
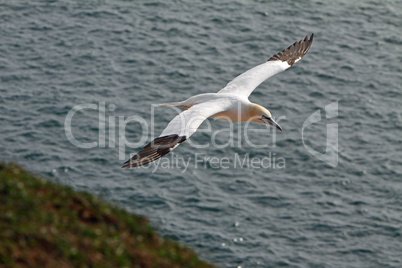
122, 34, 314, 168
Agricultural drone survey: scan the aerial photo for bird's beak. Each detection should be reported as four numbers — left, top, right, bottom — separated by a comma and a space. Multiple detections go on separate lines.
261, 115, 282, 131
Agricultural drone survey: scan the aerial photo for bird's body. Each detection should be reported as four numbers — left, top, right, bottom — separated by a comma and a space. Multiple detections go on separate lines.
123, 34, 314, 168
165, 93, 251, 121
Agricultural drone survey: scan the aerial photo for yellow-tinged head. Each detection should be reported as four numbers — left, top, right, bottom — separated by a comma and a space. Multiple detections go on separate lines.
248, 103, 282, 131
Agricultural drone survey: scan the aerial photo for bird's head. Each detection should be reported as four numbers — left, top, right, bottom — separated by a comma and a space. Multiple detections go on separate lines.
249, 103, 282, 131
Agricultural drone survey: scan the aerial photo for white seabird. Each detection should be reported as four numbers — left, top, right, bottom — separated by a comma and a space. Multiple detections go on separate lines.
122, 34, 314, 168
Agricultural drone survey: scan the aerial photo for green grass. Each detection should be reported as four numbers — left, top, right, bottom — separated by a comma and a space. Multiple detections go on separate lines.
0, 163, 214, 268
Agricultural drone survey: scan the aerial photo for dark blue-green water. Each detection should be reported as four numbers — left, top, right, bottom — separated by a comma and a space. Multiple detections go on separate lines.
1, 1, 402, 267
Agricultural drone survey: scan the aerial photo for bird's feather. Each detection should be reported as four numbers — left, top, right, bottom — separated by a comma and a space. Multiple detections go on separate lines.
122, 100, 232, 168
218, 34, 313, 98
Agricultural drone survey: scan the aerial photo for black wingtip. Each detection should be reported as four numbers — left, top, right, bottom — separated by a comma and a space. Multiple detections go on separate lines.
122, 135, 187, 168
268, 34, 314, 65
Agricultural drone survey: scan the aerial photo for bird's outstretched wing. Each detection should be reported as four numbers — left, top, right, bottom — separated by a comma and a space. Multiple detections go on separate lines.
122, 99, 231, 168
218, 34, 314, 98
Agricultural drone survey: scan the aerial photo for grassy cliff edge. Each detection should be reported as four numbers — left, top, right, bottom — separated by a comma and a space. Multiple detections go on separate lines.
0, 163, 214, 268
